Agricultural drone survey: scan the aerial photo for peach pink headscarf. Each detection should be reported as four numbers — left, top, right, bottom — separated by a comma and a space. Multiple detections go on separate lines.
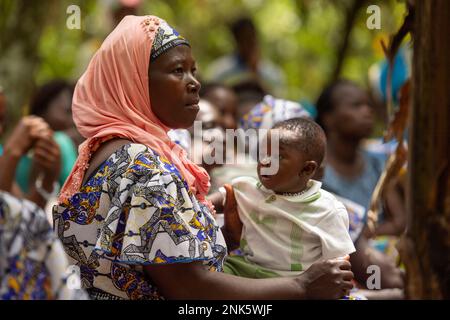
58, 15, 211, 208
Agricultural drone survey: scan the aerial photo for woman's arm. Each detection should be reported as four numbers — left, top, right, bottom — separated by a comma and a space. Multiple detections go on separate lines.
26, 135, 61, 209
0, 146, 22, 193
350, 235, 404, 289
144, 259, 354, 300
373, 180, 407, 236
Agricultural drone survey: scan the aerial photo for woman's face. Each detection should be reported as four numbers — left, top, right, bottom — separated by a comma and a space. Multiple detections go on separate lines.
43, 89, 74, 131
149, 45, 201, 129
328, 83, 374, 139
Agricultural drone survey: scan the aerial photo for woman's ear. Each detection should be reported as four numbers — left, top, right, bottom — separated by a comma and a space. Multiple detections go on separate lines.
301, 161, 318, 178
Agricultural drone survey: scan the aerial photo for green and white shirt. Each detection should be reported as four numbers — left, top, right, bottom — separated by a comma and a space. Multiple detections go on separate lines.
222, 177, 355, 276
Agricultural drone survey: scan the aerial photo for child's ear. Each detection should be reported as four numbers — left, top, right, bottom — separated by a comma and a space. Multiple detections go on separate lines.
300, 161, 318, 177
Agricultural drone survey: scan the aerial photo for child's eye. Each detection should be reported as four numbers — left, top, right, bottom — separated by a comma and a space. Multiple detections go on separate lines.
173, 67, 183, 74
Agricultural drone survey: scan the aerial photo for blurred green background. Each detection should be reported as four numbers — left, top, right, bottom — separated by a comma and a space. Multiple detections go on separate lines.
0, 0, 407, 124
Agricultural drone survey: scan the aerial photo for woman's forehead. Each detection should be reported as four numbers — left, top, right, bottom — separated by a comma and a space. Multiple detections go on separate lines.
334, 84, 366, 103
152, 45, 195, 66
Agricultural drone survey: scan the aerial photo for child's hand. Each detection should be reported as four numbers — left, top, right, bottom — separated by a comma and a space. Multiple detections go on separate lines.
222, 184, 243, 251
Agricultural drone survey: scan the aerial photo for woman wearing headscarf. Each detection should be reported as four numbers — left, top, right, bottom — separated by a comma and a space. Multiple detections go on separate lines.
54, 15, 353, 300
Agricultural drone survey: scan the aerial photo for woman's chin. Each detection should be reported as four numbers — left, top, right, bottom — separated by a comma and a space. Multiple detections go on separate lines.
177, 119, 196, 129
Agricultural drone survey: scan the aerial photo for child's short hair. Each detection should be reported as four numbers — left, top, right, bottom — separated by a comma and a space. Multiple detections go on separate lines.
272, 117, 326, 165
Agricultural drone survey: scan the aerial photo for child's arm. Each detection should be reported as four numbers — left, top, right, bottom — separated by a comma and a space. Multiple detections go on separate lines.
319, 203, 356, 260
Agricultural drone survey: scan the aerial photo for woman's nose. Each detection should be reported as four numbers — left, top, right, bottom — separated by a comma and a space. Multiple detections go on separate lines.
187, 75, 201, 93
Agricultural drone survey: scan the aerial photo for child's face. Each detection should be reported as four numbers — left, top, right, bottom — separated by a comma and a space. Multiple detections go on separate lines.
257, 130, 316, 193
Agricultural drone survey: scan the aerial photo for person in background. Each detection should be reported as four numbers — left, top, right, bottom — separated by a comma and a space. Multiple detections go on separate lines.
208, 94, 311, 194
13, 80, 81, 202
0, 88, 61, 212
205, 17, 285, 97
201, 83, 238, 131
199, 83, 248, 192
0, 190, 88, 299
0, 89, 85, 300
232, 79, 267, 120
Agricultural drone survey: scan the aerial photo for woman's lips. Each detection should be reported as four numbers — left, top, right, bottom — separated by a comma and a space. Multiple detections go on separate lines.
185, 103, 199, 111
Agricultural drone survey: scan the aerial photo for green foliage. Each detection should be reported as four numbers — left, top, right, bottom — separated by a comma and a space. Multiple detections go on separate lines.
2, 0, 407, 113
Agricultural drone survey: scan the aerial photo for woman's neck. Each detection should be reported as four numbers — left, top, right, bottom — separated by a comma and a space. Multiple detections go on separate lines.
327, 133, 361, 163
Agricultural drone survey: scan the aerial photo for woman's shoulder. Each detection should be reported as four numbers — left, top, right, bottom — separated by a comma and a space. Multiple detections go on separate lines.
101, 143, 185, 187
91, 142, 172, 173
123, 143, 180, 174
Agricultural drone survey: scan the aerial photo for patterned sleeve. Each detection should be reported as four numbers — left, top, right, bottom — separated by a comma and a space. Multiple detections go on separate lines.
0, 192, 89, 300
94, 149, 225, 267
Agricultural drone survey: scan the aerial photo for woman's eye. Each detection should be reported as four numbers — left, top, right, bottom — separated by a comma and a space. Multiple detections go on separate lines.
192, 67, 197, 76
352, 101, 364, 108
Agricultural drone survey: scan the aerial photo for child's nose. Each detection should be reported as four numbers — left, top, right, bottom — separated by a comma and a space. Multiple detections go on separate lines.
260, 156, 271, 166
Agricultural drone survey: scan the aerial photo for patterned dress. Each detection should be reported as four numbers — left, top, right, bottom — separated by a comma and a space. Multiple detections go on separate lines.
0, 192, 88, 300
53, 143, 227, 300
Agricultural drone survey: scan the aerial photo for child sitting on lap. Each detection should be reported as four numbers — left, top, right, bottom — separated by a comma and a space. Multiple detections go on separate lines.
219, 118, 356, 278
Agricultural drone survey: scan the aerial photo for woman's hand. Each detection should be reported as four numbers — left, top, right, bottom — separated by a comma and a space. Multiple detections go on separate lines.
221, 184, 242, 251
32, 133, 61, 181
0, 116, 52, 193
3, 116, 51, 158
27, 133, 61, 208
299, 258, 354, 299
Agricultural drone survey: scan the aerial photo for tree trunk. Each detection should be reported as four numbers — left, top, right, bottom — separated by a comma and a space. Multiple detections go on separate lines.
403, 0, 450, 299
330, 0, 366, 82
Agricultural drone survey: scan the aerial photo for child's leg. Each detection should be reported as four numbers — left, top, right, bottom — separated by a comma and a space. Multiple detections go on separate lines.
223, 255, 279, 279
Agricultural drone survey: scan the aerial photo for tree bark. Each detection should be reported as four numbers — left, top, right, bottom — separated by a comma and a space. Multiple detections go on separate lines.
403, 0, 450, 299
